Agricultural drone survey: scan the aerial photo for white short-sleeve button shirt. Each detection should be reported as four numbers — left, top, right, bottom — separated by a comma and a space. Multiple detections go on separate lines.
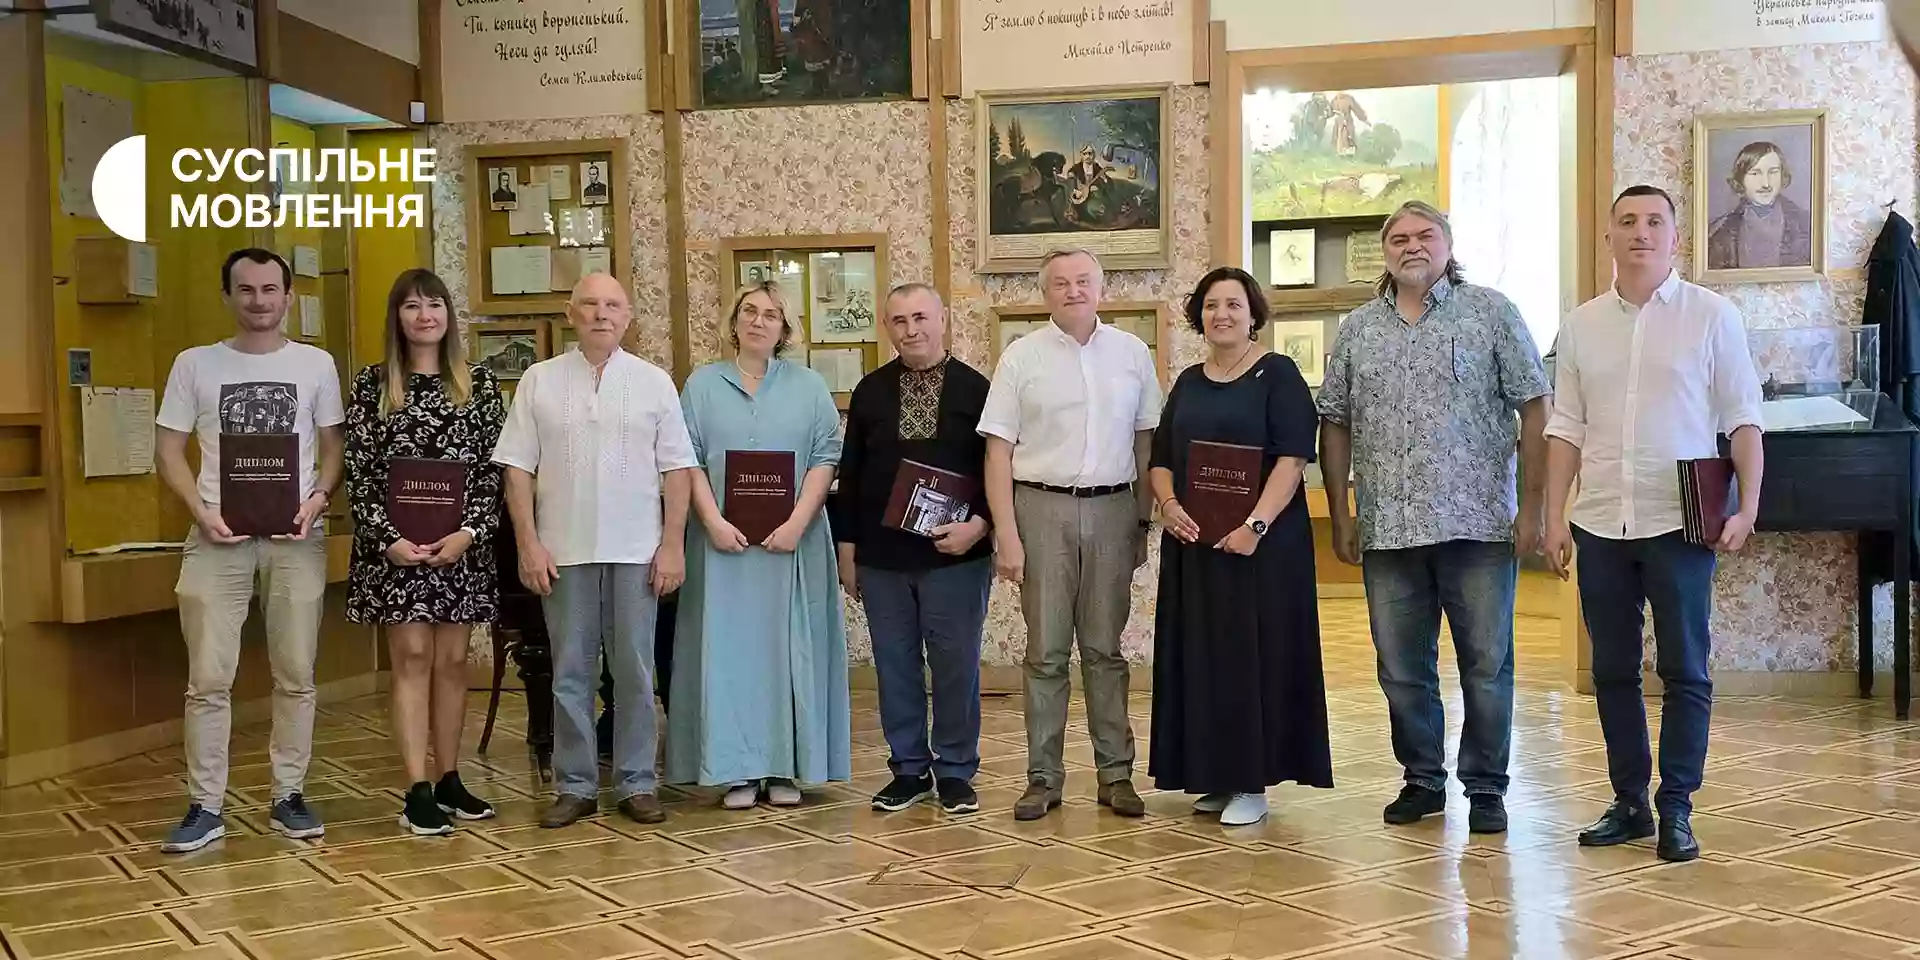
977, 318, 1163, 488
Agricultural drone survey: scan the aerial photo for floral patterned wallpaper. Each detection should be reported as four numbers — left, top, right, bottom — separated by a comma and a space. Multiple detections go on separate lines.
1613, 41, 1917, 672
428, 114, 674, 371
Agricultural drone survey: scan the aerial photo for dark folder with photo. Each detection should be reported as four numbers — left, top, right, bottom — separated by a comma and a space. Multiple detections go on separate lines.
725, 450, 797, 545
883, 459, 977, 538
220, 432, 300, 536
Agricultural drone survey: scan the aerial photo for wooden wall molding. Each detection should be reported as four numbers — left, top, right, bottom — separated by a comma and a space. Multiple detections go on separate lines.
271, 10, 420, 126
418, 0, 443, 123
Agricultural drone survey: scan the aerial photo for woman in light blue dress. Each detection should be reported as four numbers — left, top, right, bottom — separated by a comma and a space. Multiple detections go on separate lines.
668, 280, 851, 810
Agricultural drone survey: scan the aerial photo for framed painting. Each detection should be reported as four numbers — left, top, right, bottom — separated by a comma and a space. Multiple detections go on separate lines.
1247, 85, 1445, 221
683, 0, 925, 108
470, 323, 547, 382
976, 86, 1172, 273
1691, 109, 1827, 284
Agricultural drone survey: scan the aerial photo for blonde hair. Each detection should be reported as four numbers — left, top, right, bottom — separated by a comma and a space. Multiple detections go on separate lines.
728, 280, 796, 356
381, 269, 471, 416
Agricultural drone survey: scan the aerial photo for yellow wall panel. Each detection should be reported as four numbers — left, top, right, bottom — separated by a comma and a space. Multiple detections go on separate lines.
349, 128, 429, 373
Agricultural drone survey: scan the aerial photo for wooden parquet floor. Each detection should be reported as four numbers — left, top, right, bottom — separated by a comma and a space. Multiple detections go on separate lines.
5, 599, 1920, 959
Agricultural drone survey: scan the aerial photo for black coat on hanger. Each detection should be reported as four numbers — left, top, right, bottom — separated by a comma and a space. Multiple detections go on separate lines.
1860, 209, 1920, 584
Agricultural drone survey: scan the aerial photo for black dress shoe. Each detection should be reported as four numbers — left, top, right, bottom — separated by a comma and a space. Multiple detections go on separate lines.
1576, 799, 1654, 846
1657, 815, 1700, 862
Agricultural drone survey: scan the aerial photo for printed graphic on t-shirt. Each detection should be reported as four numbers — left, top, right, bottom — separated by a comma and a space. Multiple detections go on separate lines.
219, 382, 297, 434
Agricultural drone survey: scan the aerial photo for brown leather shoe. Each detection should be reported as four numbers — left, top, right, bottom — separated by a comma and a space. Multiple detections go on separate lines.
1099, 780, 1146, 817
1012, 780, 1063, 821
539, 795, 598, 828
617, 793, 667, 824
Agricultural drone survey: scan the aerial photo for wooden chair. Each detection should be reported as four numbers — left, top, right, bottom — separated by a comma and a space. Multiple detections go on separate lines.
479, 515, 554, 779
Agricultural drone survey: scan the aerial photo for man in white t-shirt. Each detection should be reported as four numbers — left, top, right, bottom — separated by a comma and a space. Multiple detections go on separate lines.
978, 247, 1164, 822
153, 248, 345, 853
492, 272, 699, 829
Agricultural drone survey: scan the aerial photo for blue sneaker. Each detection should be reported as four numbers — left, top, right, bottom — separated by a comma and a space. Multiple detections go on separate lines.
270, 793, 325, 839
161, 804, 225, 853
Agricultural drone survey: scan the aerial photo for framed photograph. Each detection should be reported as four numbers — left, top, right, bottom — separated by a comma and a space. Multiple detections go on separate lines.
739, 260, 773, 286
93, 0, 258, 74
685, 0, 920, 108
1692, 110, 1827, 284
1270, 319, 1327, 387
579, 161, 611, 205
471, 324, 545, 382
977, 86, 1172, 273
1248, 85, 1445, 220
1270, 228, 1317, 287
487, 167, 519, 211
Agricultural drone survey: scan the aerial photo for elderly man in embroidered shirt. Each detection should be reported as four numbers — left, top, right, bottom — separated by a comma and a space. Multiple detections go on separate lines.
1542, 185, 1764, 864
1318, 201, 1551, 837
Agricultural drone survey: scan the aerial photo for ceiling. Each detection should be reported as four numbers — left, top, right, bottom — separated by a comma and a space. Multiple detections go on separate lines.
269, 84, 388, 126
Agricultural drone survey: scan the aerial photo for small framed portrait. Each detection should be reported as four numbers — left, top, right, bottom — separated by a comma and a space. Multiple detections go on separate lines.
739, 260, 772, 287
1270, 319, 1327, 387
488, 167, 519, 211
1269, 228, 1317, 287
1692, 110, 1827, 284
579, 161, 610, 205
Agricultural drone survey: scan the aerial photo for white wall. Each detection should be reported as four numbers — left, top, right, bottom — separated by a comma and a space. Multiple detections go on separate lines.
278, 0, 420, 65
1215, 0, 1593, 51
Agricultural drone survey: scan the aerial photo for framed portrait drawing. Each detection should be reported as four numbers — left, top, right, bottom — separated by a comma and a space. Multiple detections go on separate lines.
487, 167, 519, 211
1269, 319, 1326, 387
1691, 110, 1827, 284
1269, 228, 1317, 287
976, 85, 1172, 273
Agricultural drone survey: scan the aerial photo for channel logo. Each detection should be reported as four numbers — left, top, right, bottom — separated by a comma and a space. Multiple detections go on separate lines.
89, 137, 435, 243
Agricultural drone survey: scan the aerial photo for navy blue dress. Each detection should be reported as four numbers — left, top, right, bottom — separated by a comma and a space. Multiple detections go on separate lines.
1147, 352, 1334, 794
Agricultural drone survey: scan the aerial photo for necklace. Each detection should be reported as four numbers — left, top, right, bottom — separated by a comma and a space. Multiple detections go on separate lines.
1207, 340, 1258, 379
735, 359, 766, 380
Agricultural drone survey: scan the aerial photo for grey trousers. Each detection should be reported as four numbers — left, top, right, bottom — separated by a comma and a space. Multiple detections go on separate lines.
542, 563, 659, 801
1013, 484, 1140, 789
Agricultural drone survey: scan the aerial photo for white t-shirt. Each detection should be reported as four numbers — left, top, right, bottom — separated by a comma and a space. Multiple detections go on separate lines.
977, 318, 1163, 488
490, 349, 699, 567
155, 340, 345, 507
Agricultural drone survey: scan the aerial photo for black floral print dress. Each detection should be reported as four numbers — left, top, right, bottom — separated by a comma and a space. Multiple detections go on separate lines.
345, 364, 506, 625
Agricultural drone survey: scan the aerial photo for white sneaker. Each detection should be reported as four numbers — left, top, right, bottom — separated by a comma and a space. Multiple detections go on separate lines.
722, 782, 759, 810
766, 779, 803, 807
1192, 793, 1232, 814
1220, 792, 1269, 826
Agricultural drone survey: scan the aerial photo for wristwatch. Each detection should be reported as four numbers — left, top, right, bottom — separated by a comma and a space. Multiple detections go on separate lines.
1244, 517, 1269, 537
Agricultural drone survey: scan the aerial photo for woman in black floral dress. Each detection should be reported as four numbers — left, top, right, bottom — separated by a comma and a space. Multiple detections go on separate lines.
346, 269, 506, 837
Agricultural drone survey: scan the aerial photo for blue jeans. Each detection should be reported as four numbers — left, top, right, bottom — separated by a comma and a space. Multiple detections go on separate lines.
542, 563, 659, 802
859, 558, 992, 781
1361, 539, 1518, 796
1572, 526, 1716, 819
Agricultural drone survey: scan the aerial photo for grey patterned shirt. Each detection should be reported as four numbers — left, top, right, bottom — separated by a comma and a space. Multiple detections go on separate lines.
1316, 277, 1551, 552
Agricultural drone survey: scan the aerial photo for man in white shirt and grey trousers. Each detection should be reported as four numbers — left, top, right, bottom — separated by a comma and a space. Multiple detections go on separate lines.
978, 247, 1164, 821
494, 273, 699, 829
1542, 184, 1766, 864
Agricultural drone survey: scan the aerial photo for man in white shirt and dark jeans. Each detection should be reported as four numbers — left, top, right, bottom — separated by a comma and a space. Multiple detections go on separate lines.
979, 247, 1164, 821
155, 248, 344, 853
493, 272, 698, 829
1543, 185, 1765, 863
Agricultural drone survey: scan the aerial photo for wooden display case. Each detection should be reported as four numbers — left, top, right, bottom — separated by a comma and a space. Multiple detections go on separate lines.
716, 233, 892, 410
989, 302, 1171, 388
463, 138, 630, 317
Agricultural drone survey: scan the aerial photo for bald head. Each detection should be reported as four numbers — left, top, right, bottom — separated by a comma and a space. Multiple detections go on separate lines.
568, 272, 632, 356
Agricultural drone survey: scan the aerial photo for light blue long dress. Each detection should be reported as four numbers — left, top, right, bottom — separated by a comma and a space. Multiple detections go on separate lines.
666, 358, 852, 787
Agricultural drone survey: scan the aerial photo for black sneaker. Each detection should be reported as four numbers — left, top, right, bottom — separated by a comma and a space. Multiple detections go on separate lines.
435, 771, 496, 821
1383, 784, 1447, 824
938, 777, 980, 814
1468, 794, 1508, 834
400, 782, 453, 836
871, 773, 934, 812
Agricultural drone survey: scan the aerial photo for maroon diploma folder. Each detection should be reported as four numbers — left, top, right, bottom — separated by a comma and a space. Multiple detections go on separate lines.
725, 450, 797, 545
1678, 457, 1736, 547
220, 432, 300, 536
883, 459, 977, 538
387, 457, 467, 545
1185, 440, 1262, 545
